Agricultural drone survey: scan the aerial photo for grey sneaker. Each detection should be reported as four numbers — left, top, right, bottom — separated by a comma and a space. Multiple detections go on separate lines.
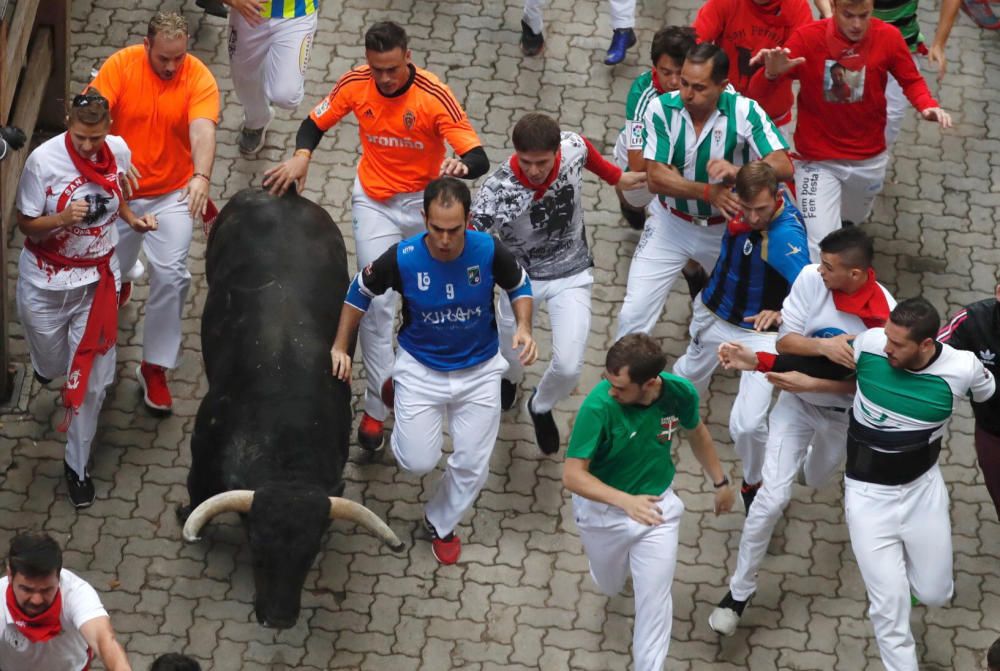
238, 108, 273, 155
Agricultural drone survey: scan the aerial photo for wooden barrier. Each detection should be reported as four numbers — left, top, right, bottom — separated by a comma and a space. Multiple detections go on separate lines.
0, 0, 71, 402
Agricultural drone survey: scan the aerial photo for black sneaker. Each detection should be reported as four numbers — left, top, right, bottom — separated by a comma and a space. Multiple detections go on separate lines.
708, 590, 751, 636
527, 389, 560, 455
520, 20, 545, 56
500, 379, 518, 411
741, 481, 761, 513
64, 461, 95, 509
681, 262, 709, 300
620, 202, 646, 230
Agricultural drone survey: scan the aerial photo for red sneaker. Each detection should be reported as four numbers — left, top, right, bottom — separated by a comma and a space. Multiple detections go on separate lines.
118, 281, 132, 309
137, 361, 173, 411
357, 412, 384, 451
426, 518, 461, 565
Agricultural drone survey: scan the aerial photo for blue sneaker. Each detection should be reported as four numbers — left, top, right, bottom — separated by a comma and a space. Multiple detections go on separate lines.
604, 28, 636, 65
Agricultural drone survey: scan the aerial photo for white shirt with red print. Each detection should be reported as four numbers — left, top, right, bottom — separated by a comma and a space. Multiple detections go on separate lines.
15, 133, 130, 290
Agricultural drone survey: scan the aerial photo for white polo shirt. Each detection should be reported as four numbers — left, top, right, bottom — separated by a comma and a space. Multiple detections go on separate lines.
0, 569, 108, 671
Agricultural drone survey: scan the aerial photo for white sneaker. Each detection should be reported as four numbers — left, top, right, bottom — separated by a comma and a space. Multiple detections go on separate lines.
708, 591, 750, 636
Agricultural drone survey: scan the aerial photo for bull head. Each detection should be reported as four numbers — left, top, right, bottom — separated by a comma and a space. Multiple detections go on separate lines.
183, 485, 403, 628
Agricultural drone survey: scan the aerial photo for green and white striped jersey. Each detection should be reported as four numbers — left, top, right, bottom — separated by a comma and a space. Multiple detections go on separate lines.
624, 71, 661, 152
852, 328, 995, 439
642, 89, 787, 217
874, 0, 924, 52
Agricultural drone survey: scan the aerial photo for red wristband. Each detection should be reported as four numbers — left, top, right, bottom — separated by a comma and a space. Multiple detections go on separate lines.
755, 352, 777, 373
702, 183, 711, 202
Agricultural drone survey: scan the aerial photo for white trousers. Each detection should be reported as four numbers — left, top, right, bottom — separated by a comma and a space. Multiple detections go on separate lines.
574, 488, 683, 671
615, 200, 724, 339
116, 191, 193, 369
498, 269, 592, 413
390, 349, 507, 538
794, 153, 889, 262
351, 177, 426, 421
16, 280, 118, 479
884, 54, 921, 149
729, 392, 849, 600
673, 300, 777, 484
228, 11, 317, 129
523, 0, 635, 32
846, 465, 954, 671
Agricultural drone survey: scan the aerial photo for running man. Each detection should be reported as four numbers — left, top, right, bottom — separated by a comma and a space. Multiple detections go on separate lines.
266, 21, 489, 452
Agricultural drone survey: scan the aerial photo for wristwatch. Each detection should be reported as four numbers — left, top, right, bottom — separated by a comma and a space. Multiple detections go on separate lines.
713, 476, 730, 489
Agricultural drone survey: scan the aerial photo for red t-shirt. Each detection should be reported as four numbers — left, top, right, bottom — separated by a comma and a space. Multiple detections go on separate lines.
747, 18, 937, 161
693, 0, 813, 95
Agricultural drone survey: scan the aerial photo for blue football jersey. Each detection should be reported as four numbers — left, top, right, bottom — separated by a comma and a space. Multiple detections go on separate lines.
346, 230, 531, 371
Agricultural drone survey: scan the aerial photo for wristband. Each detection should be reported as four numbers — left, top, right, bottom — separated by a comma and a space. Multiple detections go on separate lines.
702, 183, 711, 202
294, 149, 312, 159
192, 172, 210, 183
713, 476, 730, 489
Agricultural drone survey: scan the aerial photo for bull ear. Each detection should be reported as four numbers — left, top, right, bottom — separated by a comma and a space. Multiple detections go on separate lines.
183, 490, 254, 541
328, 498, 405, 552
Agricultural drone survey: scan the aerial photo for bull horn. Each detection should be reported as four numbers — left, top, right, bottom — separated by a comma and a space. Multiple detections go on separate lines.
329, 498, 405, 552
182, 490, 254, 542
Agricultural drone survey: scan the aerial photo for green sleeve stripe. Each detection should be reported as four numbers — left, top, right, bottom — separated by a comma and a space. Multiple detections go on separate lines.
745, 98, 786, 156
693, 133, 713, 216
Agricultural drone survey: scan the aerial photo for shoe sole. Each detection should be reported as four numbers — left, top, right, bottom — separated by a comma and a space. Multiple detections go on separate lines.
708, 609, 739, 636
71, 497, 95, 509
136, 364, 173, 413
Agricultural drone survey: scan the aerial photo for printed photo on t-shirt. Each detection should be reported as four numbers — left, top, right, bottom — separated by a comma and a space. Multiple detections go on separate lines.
823, 60, 865, 103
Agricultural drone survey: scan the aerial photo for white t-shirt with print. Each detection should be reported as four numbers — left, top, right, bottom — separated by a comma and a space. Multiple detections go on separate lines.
779, 264, 896, 408
15, 133, 129, 290
0, 569, 108, 671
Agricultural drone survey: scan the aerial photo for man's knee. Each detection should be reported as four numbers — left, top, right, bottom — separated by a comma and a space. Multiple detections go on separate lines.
750, 483, 792, 522
912, 579, 953, 608
268, 81, 305, 110
549, 352, 584, 384
392, 437, 440, 475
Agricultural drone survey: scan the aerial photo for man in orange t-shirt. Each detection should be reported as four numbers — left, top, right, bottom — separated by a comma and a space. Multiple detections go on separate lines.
90, 11, 219, 413
264, 21, 488, 452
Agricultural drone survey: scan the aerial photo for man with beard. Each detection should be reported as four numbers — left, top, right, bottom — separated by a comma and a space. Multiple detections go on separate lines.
718, 298, 995, 670
89, 11, 220, 414
0, 532, 131, 670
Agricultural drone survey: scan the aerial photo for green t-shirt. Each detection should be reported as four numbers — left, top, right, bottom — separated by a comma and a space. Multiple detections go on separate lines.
566, 372, 701, 496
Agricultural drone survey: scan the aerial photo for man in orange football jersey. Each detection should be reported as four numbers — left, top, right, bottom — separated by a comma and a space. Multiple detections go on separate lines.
265, 21, 489, 452
90, 11, 219, 414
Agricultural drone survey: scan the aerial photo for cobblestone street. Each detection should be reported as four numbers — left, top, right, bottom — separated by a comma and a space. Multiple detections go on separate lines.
2, 0, 1000, 668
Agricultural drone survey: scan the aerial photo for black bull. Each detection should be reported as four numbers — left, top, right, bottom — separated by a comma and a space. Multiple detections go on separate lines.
179, 189, 403, 629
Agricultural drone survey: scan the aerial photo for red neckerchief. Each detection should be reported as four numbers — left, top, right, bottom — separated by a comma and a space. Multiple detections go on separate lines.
727, 193, 784, 235
832, 268, 890, 327
25, 243, 117, 431
510, 151, 562, 201
825, 19, 872, 70
747, 0, 794, 26
63, 134, 121, 203
5, 584, 63, 643
651, 70, 667, 94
